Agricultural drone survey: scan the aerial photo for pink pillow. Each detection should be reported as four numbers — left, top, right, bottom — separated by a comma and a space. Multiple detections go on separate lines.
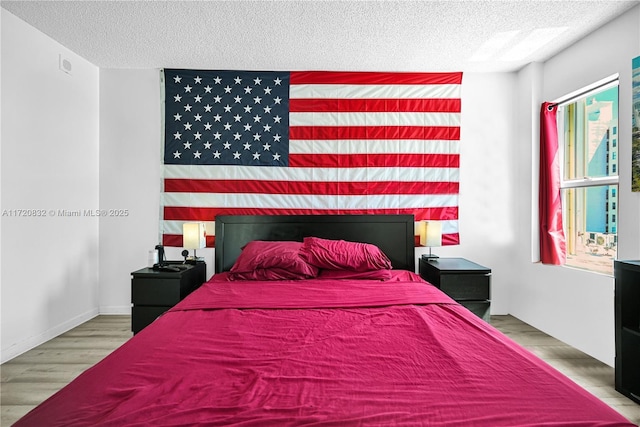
229, 241, 319, 280
299, 237, 392, 271
317, 269, 392, 281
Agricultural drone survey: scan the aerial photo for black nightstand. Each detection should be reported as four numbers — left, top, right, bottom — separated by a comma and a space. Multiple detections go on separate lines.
131, 262, 206, 334
419, 257, 491, 321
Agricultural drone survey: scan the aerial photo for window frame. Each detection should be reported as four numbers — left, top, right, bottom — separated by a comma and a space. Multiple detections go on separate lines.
555, 75, 619, 275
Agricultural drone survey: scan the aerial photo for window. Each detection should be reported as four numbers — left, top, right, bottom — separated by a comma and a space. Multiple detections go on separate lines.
557, 79, 619, 275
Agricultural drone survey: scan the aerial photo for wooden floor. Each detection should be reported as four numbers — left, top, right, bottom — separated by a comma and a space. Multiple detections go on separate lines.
1, 315, 639, 426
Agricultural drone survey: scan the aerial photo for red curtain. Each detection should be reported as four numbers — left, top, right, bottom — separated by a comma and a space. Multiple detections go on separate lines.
539, 103, 566, 265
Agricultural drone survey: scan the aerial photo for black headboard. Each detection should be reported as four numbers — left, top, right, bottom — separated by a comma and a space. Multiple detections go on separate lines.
215, 215, 415, 273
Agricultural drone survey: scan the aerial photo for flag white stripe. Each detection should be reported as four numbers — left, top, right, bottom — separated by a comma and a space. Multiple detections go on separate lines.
163, 165, 460, 182
162, 193, 458, 210
162, 221, 217, 237
290, 112, 460, 127
290, 84, 460, 99
163, 220, 459, 236
289, 139, 460, 155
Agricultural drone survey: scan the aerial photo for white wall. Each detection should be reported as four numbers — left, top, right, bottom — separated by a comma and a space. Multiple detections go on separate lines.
1, 10, 100, 363
427, 72, 519, 316
98, 69, 215, 316
509, 5, 640, 366
98, 69, 162, 313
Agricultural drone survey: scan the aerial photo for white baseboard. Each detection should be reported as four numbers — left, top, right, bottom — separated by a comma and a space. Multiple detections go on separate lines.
1, 308, 99, 364
99, 305, 131, 315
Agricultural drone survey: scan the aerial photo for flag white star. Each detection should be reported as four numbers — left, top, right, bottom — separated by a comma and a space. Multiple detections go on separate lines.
264, 87, 272, 95
174, 94, 182, 102
213, 95, 222, 103
174, 131, 182, 140
193, 150, 201, 158
253, 133, 261, 141
273, 134, 282, 142
204, 122, 212, 130
243, 142, 252, 150
194, 95, 202, 103
223, 142, 232, 149
194, 132, 202, 140
213, 150, 221, 158
213, 132, 222, 140
263, 124, 272, 132
233, 151, 241, 159
244, 123, 252, 131
244, 86, 253, 94
173, 150, 182, 158
173, 113, 182, 121
253, 115, 262, 123
273, 115, 282, 123
234, 76, 242, 85
194, 114, 202, 121
273, 152, 281, 161
233, 114, 242, 122
252, 152, 261, 160
254, 77, 262, 85
204, 105, 212, 112
223, 122, 232, 131
184, 85, 192, 93
183, 122, 192, 130
224, 86, 232, 93
233, 132, 242, 140
263, 143, 271, 151
214, 76, 222, 84
183, 141, 192, 149
204, 141, 212, 149
273, 96, 282, 104
274, 77, 282, 85
184, 104, 192, 112
194, 76, 202, 84
263, 106, 272, 114
253, 96, 262, 104
213, 114, 222, 122
244, 105, 253, 113
223, 105, 232, 113
173, 76, 182, 83
234, 95, 242, 103
204, 85, 212, 93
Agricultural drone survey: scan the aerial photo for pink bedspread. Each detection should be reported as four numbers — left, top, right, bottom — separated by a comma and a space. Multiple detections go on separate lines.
15, 272, 635, 426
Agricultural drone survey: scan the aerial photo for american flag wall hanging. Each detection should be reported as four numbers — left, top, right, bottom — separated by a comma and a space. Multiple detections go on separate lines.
161, 69, 462, 247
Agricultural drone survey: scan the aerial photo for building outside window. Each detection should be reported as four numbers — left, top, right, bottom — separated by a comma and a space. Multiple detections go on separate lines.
558, 81, 619, 275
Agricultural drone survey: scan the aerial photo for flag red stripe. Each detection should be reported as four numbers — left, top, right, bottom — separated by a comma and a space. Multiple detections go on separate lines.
288, 153, 459, 168
289, 126, 460, 140
290, 71, 463, 85
164, 234, 217, 247
164, 179, 459, 195
163, 232, 460, 247
163, 206, 459, 221
289, 98, 461, 113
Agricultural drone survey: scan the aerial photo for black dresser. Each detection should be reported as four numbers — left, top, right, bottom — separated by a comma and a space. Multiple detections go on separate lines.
614, 260, 640, 403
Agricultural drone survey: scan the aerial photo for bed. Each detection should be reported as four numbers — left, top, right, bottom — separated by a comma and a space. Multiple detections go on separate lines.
14, 215, 635, 426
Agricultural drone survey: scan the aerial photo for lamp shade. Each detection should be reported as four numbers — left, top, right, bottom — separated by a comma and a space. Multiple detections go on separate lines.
183, 222, 206, 249
420, 221, 442, 247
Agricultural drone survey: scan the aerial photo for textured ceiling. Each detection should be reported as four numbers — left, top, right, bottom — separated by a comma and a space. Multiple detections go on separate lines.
2, 0, 639, 72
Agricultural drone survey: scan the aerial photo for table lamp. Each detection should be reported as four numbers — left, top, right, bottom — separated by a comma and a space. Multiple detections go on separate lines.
420, 220, 442, 260
183, 222, 206, 262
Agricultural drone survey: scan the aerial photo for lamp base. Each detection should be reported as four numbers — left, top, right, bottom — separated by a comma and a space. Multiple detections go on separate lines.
422, 247, 439, 260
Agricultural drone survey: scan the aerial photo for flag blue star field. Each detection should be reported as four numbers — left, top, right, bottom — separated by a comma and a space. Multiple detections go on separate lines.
161, 69, 462, 247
